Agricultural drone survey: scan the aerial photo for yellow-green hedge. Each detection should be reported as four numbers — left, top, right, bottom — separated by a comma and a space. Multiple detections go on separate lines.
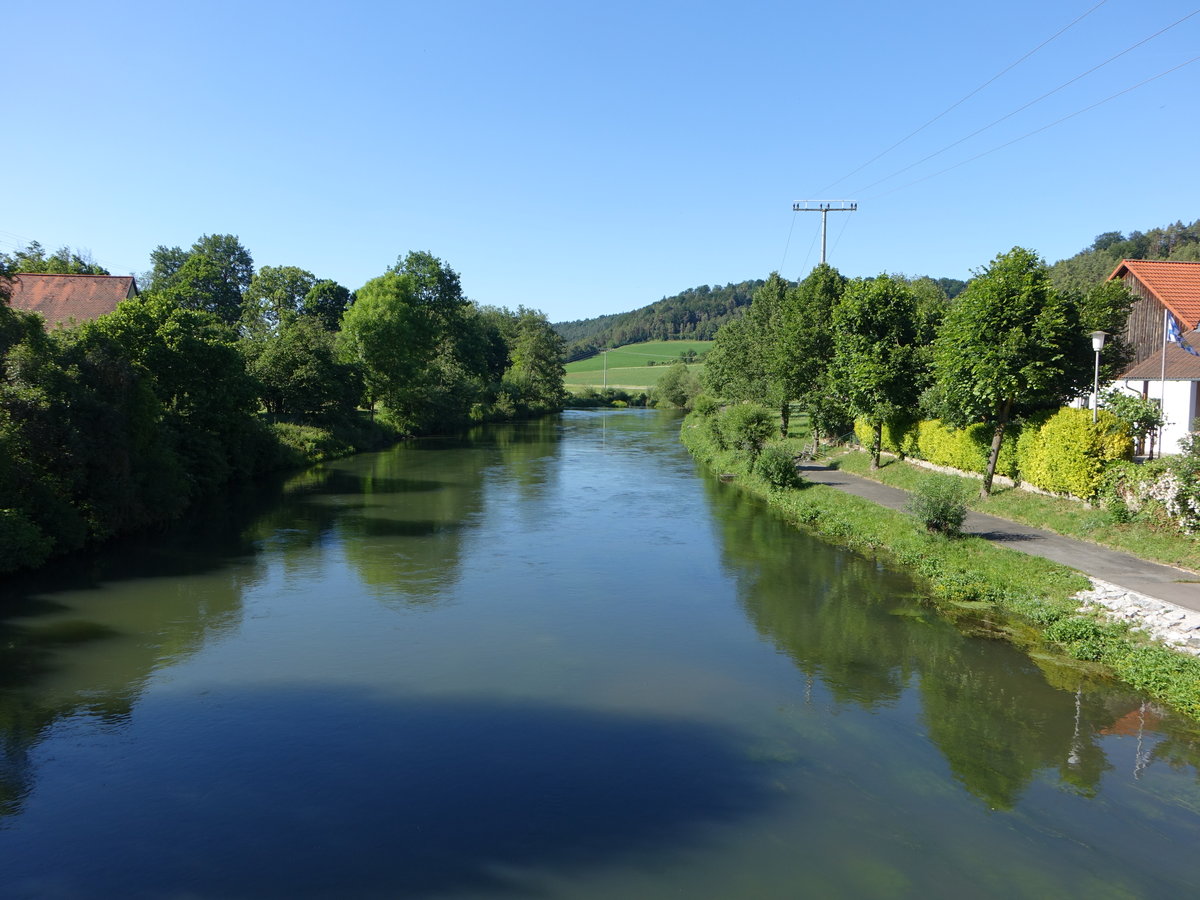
853, 418, 919, 457
853, 410, 1132, 499
1016, 408, 1132, 499
915, 419, 1020, 478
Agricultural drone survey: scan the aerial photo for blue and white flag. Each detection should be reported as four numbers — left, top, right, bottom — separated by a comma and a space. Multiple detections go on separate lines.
1167, 312, 1200, 357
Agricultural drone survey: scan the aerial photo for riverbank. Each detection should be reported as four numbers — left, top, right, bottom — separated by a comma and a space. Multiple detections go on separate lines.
680, 412, 1200, 720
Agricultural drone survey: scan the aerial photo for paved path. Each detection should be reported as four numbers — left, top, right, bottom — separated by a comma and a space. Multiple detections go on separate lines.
799, 462, 1200, 615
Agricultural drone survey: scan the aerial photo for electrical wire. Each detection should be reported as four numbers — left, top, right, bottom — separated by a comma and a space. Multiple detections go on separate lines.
851, 8, 1200, 196
819, 0, 1110, 192
779, 210, 798, 273
868, 53, 1200, 199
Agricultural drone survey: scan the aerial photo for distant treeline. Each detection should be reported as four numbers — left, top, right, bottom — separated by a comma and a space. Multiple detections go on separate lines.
555, 280, 764, 359
0, 236, 566, 574
555, 276, 967, 362
1050, 220, 1200, 296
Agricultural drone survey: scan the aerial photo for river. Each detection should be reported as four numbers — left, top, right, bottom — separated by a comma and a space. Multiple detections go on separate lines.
0, 409, 1198, 898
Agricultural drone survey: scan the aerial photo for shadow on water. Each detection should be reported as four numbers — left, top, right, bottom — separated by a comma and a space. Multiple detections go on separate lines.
2, 690, 775, 899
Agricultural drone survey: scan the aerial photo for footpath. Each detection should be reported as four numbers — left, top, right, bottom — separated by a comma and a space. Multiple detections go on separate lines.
800, 461, 1200, 654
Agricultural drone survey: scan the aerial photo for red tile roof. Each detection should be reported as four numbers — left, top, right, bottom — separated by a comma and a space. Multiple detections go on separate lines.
1109, 259, 1200, 330
5, 273, 137, 327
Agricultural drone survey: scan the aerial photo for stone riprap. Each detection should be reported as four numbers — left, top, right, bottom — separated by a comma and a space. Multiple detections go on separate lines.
1077, 578, 1200, 656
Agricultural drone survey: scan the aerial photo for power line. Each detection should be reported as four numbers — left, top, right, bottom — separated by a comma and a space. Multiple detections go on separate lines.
851, 8, 1200, 196
819, 0, 1110, 193
870, 53, 1200, 199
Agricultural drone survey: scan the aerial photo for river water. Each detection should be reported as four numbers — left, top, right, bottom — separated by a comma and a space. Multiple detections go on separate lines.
1, 409, 1198, 898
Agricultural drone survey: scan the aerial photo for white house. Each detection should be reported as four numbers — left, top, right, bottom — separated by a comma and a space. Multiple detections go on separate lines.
1106, 259, 1200, 454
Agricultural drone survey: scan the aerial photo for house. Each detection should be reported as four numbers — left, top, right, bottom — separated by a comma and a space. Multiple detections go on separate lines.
4, 273, 138, 328
1107, 259, 1200, 453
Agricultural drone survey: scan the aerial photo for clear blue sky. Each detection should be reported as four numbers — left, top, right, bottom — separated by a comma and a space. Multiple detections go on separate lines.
6, 0, 1198, 322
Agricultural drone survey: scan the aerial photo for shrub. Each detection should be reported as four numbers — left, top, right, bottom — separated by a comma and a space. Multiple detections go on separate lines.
691, 394, 720, 417
1017, 408, 1132, 500
719, 403, 775, 467
757, 443, 803, 489
916, 419, 1021, 478
906, 474, 971, 535
853, 415, 918, 458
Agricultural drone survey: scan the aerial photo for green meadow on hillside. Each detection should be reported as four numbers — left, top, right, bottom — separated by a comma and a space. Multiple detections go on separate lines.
564, 340, 712, 389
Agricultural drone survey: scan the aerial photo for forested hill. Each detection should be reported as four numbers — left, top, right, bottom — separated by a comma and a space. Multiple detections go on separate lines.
554, 279, 764, 359
1050, 219, 1200, 295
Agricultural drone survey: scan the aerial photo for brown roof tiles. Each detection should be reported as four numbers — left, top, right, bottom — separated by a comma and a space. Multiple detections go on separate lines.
4, 273, 137, 327
1120, 332, 1200, 380
1109, 259, 1200, 330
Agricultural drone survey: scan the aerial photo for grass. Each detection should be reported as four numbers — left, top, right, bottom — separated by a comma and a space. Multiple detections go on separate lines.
832, 450, 1200, 573
680, 410, 1200, 721
564, 340, 712, 390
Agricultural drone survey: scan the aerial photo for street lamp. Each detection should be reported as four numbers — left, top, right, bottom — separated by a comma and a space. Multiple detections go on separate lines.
1091, 330, 1108, 423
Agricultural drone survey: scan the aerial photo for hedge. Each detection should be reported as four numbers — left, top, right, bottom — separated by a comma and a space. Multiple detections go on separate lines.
852, 409, 1132, 500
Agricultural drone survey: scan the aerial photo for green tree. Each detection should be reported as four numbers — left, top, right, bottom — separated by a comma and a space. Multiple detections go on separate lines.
151, 234, 255, 325
503, 306, 566, 411
242, 316, 360, 420
933, 247, 1080, 496
831, 274, 926, 469
242, 265, 318, 333
338, 271, 433, 428
302, 279, 353, 331
652, 361, 700, 409
2, 241, 109, 275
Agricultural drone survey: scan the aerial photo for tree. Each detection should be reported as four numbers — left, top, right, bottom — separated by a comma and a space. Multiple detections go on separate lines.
933, 247, 1080, 496
503, 306, 566, 410
242, 265, 318, 334
149, 234, 255, 325
831, 274, 926, 469
781, 264, 848, 443
2, 240, 108, 275
653, 361, 700, 409
243, 315, 360, 420
338, 271, 433, 427
302, 279, 353, 331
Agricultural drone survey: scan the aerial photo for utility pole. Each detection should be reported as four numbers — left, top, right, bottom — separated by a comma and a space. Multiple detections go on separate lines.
792, 201, 857, 266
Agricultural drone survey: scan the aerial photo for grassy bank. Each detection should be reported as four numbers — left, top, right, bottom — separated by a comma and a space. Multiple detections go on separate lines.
681, 410, 1200, 720
833, 450, 1200, 573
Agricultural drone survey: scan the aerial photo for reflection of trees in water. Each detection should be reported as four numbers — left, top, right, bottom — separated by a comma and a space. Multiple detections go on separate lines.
702, 478, 1200, 808
0, 488, 268, 818
712, 483, 919, 709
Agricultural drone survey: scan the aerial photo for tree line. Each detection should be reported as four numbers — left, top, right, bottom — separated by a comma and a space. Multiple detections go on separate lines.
703, 248, 1134, 495
0, 235, 566, 573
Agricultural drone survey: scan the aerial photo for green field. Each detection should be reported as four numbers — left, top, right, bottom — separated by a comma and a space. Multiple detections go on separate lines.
564, 340, 712, 390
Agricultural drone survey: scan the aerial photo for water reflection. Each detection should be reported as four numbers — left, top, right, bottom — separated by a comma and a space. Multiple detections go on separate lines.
702, 472, 1200, 810
1, 410, 1200, 898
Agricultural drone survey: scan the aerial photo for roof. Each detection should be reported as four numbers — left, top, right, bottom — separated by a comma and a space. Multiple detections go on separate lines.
1120, 331, 1200, 380
1108, 259, 1200, 329
4, 273, 137, 326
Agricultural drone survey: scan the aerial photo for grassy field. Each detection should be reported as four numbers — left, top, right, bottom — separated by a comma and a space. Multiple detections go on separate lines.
564, 340, 712, 390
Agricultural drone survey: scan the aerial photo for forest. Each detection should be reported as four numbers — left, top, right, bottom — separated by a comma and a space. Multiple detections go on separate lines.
0, 236, 567, 574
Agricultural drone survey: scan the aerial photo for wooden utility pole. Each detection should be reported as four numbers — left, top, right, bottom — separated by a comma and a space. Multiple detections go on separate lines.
792, 201, 857, 265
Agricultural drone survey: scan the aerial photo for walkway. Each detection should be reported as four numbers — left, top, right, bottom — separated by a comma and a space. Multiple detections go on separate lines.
799, 462, 1200, 616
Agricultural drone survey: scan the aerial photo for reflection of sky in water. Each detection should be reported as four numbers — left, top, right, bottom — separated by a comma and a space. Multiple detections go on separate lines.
0, 410, 1199, 898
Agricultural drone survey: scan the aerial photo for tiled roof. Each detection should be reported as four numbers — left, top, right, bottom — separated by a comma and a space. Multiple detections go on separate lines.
1120, 332, 1200, 380
5, 273, 137, 326
1109, 259, 1200, 329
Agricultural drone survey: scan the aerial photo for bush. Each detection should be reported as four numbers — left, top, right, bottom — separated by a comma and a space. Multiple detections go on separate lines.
719, 403, 775, 467
757, 443, 803, 489
1017, 408, 1132, 500
853, 415, 918, 458
906, 474, 971, 535
916, 419, 1020, 478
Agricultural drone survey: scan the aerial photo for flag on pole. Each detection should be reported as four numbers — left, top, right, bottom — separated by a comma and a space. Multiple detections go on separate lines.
1166, 311, 1200, 357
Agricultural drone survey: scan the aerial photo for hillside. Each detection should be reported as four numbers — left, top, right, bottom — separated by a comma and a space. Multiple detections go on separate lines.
1050, 220, 1200, 295
554, 280, 763, 359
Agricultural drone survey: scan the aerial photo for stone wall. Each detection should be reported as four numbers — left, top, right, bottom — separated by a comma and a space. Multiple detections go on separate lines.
1076, 578, 1200, 656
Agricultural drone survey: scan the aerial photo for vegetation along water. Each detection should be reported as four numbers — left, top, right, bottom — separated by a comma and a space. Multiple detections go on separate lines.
1, 410, 1199, 898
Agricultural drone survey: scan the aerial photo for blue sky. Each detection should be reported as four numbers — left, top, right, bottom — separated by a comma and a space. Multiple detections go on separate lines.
5, 0, 1198, 322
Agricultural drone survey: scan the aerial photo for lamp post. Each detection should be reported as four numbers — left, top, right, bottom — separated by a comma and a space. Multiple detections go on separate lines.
1091, 330, 1108, 423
